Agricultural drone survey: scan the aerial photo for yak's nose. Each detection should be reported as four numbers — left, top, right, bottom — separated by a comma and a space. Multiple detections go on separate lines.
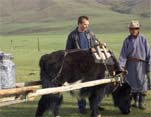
121, 109, 130, 114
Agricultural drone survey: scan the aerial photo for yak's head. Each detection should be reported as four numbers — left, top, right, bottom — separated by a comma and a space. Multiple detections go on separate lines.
112, 83, 131, 114
103, 53, 127, 78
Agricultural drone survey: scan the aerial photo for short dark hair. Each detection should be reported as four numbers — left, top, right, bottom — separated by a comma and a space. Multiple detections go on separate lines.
78, 16, 89, 24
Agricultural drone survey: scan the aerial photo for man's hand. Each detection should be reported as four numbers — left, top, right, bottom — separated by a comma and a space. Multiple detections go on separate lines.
147, 72, 151, 90
91, 48, 97, 53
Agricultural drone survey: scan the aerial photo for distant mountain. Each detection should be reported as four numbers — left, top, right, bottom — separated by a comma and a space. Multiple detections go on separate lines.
0, 0, 150, 35
111, 0, 151, 17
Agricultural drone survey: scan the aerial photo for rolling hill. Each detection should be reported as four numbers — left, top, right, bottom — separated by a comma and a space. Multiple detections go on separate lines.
0, 0, 150, 35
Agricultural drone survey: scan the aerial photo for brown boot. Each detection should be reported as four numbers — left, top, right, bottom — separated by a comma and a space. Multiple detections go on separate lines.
138, 93, 146, 110
132, 102, 138, 108
139, 103, 146, 110
131, 93, 138, 108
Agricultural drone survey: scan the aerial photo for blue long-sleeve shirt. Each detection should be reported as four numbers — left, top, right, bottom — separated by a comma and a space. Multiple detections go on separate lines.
79, 32, 88, 49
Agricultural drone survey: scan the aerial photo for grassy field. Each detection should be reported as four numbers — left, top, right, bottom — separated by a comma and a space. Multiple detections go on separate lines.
0, 33, 151, 117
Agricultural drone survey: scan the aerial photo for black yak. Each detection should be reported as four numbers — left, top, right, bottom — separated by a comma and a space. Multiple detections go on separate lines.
35, 49, 130, 117
112, 83, 131, 114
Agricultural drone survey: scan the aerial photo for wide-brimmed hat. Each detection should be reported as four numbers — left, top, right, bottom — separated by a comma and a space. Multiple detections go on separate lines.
128, 20, 140, 28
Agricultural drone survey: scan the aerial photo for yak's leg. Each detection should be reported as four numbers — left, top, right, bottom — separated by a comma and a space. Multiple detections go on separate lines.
53, 95, 63, 117
89, 86, 104, 117
98, 86, 106, 111
89, 95, 101, 117
35, 96, 47, 117
53, 105, 61, 117
35, 94, 62, 117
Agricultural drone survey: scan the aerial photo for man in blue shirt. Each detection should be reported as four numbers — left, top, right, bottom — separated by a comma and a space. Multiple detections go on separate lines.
79, 31, 89, 49
66, 16, 124, 114
66, 16, 98, 114
66, 16, 97, 50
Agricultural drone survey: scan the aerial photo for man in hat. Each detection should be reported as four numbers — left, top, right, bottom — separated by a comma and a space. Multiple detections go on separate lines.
119, 20, 151, 109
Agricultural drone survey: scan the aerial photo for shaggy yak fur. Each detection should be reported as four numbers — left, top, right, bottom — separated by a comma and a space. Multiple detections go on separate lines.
35, 49, 131, 117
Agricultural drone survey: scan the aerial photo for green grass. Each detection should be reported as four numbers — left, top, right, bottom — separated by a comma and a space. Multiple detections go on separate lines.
0, 34, 67, 82
0, 93, 151, 117
0, 33, 151, 117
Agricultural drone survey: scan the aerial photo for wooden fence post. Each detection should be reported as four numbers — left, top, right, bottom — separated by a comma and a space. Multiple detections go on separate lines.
37, 37, 40, 51
10, 40, 13, 50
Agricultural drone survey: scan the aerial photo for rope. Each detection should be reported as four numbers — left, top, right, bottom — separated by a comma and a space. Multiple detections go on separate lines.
52, 51, 68, 85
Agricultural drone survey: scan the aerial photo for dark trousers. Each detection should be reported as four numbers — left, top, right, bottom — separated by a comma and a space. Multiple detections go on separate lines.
132, 92, 145, 106
77, 99, 86, 110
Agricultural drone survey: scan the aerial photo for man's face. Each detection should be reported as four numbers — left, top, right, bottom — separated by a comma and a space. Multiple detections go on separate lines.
129, 28, 139, 37
78, 19, 89, 32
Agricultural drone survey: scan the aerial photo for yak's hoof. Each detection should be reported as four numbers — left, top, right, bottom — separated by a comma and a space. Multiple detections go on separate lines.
98, 106, 105, 111
79, 108, 87, 114
97, 114, 101, 117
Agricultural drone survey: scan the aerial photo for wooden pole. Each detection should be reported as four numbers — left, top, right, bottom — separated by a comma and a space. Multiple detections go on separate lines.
0, 77, 121, 107
0, 85, 40, 97
0, 99, 26, 107
0, 95, 36, 107
0, 78, 119, 97
0, 78, 121, 97
16, 80, 41, 88
0, 96, 15, 102
28, 78, 120, 98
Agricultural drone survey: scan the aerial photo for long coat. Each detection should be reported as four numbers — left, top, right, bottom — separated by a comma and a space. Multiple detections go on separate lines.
119, 34, 151, 92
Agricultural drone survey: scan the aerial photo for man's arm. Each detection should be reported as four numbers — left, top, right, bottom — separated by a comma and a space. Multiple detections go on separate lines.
66, 34, 74, 50
145, 38, 151, 72
144, 38, 151, 90
118, 39, 128, 68
147, 72, 151, 90
86, 30, 98, 48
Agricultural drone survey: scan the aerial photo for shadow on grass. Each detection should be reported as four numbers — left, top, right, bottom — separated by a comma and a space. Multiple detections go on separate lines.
0, 101, 37, 117
0, 98, 151, 117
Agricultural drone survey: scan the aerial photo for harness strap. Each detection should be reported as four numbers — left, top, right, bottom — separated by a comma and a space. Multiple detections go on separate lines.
75, 38, 80, 49
52, 51, 68, 85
